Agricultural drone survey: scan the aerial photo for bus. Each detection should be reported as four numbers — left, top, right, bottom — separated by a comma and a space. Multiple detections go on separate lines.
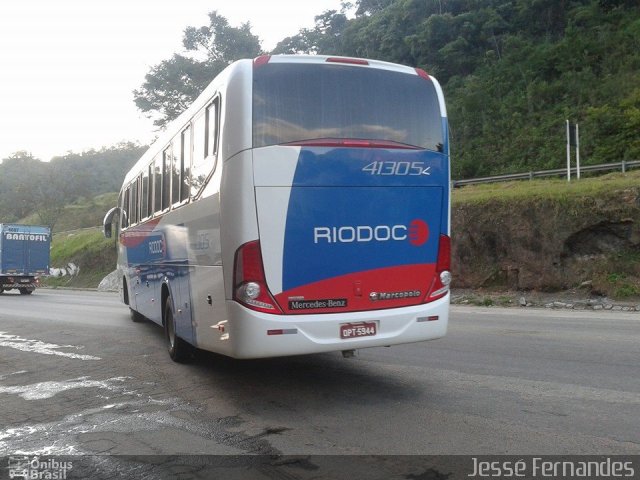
103, 54, 451, 362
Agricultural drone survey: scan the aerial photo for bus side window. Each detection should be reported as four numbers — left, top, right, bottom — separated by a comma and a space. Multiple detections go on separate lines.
180, 126, 191, 203
141, 169, 149, 219
121, 188, 129, 229
154, 157, 162, 215
147, 165, 153, 218
205, 97, 219, 158
130, 180, 138, 226
191, 112, 206, 197
191, 96, 219, 198
162, 146, 172, 211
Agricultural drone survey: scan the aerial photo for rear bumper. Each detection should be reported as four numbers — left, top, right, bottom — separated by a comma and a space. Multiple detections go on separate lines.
0, 276, 39, 290
221, 293, 449, 359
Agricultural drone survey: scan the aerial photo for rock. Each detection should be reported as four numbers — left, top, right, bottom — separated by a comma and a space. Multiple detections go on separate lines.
67, 262, 80, 276
579, 280, 593, 288
604, 304, 613, 310
519, 296, 527, 307
593, 305, 603, 310
98, 270, 119, 292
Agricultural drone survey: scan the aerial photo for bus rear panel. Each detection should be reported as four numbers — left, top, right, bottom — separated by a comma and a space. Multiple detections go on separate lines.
229, 56, 450, 358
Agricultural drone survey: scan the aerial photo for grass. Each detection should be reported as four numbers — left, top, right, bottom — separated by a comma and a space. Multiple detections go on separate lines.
42, 228, 117, 289
453, 170, 640, 205
20, 192, 118, 233
453, 170, 640, 300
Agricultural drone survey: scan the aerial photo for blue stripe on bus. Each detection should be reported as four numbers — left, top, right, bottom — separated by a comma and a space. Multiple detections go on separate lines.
281, 147, 448, 292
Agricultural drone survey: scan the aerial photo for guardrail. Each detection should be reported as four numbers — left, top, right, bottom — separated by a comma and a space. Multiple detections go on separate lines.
453, 160, 640, 187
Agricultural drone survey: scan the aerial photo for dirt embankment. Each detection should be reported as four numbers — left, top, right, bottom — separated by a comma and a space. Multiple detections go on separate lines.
451, 185, 640, 298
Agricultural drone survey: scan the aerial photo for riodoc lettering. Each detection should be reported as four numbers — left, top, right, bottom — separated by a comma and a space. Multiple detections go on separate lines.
314, 225, 407, 244
313, 219, 429, 247
149, 239, 164, 255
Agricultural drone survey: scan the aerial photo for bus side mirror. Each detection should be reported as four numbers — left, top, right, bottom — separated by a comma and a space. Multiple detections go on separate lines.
103, 207, 120, 239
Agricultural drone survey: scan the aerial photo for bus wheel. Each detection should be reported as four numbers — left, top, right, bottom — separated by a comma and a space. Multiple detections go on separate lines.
164, 296, 192, 363
19, 288, 34, 295
130, 308, 145, 323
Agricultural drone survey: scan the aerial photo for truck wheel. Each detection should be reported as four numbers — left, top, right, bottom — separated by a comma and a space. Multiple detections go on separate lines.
164, 295, 192, 363
19, 288, 34, 295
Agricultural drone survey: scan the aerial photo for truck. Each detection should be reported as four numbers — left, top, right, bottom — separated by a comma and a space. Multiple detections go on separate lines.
0, 224, 51, 295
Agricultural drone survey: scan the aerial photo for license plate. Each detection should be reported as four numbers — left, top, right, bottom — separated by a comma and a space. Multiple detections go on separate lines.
340, 322, 377, 339
20, 279, 30, 283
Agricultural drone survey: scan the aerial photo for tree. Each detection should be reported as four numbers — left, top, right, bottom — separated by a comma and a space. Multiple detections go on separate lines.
0, 143, 145, 227
0, 152, 43, 222
134, 12, 262, 128
272, 10, 349, 55
354, 0, 395, 16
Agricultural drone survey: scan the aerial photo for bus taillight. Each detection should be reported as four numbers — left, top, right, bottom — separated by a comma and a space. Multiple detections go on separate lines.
326, 57, 369, 65
253, 55, 271, 68
415, 68, 431, 80
233, 240, 282, 314
426, 234, 451, 301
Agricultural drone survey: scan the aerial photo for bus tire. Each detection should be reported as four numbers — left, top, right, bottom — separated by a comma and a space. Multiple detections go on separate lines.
164, 295, 192, 363
130, 308, 145, 323
19, 288, 34, 295
122, 278, 130, 305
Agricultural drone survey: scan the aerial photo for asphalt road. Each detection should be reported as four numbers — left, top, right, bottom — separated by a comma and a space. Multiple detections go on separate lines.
0, 289, 639, 478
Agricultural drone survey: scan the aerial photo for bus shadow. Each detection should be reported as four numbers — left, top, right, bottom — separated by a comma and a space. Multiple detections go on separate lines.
134, 317, 424, 410
188, 347, 422, 408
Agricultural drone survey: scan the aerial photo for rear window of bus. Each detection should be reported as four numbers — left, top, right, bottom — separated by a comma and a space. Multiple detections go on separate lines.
253, 62, 444, 152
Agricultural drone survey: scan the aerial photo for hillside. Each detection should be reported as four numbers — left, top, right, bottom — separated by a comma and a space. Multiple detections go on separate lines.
0, 143, 145, 229
43, 172, 640, 300
35, 194, 119, 289
452, 170, 640, 298
274, 0, 640, 179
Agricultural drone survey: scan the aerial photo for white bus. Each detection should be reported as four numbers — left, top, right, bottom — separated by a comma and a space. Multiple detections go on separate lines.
104, 54, 451, 362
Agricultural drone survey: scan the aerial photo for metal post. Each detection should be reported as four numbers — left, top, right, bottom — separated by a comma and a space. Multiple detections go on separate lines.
566, 120, 571, 182
576, 123, 580, 180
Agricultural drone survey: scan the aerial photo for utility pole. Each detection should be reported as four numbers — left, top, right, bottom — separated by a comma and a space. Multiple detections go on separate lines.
566, 120, 571, 182
566, 120, 580, 181
576, 123, 581, 179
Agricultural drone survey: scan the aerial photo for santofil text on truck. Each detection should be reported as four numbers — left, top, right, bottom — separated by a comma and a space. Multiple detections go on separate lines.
0, 224, 51, 294
103, 55, 451, 361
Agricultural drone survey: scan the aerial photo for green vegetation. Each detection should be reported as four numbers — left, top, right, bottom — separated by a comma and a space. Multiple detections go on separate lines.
43, 228, 117, 289
134, 1, 640, 180
453, 170, 640, 205
0, 144, 144, 230
133, 12, 261, 128
20, 192, 118, 233
453, 171, 640, 299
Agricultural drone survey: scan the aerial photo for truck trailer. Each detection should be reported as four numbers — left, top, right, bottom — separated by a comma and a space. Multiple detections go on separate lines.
0, 224, 51, 294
